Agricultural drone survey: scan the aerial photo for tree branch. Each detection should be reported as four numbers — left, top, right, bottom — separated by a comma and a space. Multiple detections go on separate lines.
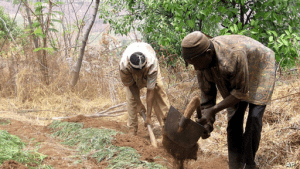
245, 8, 254, 25
271, 92, 300, 101
21, 0, 40, 19
71, 0, 99, 87
0, 1, 22, 52
240, 3, 244, 27
0, 17, 19, 48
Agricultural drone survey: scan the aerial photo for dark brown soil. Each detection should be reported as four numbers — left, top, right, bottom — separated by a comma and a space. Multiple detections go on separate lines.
0, 119, 99, 169
1, 160, 28, 169
0, 115, 229, 169
162, 134, 199, 169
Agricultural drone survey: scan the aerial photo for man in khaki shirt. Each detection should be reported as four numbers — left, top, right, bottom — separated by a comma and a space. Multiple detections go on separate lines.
119, 42, 170, 136
181, 31, 276, 169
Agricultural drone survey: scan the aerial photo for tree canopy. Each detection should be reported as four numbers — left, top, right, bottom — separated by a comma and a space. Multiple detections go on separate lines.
99, 0, 300, 67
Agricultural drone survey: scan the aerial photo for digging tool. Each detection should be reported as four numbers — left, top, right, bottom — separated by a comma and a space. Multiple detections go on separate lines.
140, 110, 158, 148
164, 96, 208, 148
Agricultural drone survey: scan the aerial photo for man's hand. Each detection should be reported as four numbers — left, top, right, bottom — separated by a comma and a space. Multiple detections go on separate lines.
144, 114, 152, 127
144, 88, 154, 127
196, 107, 216, 139
137, 103, 146, 115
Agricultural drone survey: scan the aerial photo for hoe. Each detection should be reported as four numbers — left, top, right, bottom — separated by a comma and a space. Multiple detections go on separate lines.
164, 96, 207, 148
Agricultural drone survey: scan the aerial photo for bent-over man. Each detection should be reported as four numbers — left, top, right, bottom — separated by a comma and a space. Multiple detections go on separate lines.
119, 42, 170, 136
181, 31, 276, 169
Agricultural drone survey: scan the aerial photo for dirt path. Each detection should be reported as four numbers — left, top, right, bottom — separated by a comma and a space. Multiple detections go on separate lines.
0, 116, 229, 169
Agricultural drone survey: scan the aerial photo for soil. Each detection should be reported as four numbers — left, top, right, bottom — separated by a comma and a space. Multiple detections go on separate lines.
162, 134, 199, 169
1, 160, 28, 169
0, 115, 229, 169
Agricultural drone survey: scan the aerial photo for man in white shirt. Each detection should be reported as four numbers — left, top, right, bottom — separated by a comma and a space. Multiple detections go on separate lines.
119, 42, 170, 136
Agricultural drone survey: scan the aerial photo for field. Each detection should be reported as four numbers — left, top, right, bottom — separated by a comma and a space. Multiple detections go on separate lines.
0, 35, 300, 169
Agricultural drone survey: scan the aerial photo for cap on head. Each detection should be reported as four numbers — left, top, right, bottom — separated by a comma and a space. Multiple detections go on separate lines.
129, 52, 146, 69
181, 31, 210, 60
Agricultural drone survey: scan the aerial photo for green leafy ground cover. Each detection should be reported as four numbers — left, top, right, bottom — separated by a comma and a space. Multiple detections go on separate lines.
0, 129, 49, 168
0, 119, 10, 125
49, 121, 166, 169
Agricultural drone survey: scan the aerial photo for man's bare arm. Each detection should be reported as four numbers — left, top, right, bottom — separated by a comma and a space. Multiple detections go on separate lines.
129, 83, 142, 104
198, 94, 241, 136
146, 89, 155, 120
211, 95, 241, 115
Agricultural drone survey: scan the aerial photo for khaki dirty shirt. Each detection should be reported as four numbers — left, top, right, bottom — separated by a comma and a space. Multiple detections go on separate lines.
198, 35, 276, 109
119, 42, 160, 89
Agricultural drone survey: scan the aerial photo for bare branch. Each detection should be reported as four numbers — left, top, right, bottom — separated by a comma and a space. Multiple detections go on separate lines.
0, 1, 22, 52
52, 109, 127, 120
0, 17, 19, 48
245, 8, 254, 25
21, 0, 39, 19
16, 109, 67, 113
282, 127, 300, 130
96, 102, 127, 114
271, 92, 300, 101
70, 0, 80, 28
70, 0, 99, 87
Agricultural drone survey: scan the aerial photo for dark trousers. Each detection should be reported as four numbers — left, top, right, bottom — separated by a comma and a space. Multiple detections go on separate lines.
227, 101, 266, 169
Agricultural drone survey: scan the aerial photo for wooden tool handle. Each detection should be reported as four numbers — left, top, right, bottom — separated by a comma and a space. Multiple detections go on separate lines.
140, 111, 158, 148
178, 96, 201, 133
183, 96, 201, 119
147, 124, 157, 147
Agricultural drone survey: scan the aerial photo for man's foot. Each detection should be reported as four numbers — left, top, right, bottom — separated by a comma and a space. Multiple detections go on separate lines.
129, 129, 137, 136
229, 162, 243, 169
244, 164, 259, 169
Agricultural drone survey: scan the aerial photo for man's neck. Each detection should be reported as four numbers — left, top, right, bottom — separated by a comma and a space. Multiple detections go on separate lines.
210, 52, 218, 68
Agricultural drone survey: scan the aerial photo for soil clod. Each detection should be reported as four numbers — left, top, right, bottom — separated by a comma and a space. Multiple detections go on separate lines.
1, 160, 28, 169
162, 133, 199, 169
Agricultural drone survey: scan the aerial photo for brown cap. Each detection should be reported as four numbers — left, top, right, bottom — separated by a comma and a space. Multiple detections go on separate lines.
181, 31, 210, 60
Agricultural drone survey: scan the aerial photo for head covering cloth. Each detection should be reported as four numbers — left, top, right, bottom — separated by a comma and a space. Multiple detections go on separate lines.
181, 31, 210, 60
129, 52, 147, 69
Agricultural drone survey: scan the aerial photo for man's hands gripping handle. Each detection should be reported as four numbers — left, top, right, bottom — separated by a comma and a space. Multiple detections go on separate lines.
196, 107, 216, 139
196, 95, 241, 139
139, 106, 157, 148
137, 103, 152, 127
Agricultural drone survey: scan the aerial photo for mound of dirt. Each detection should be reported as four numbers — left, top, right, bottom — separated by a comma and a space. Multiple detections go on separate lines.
0, 116, 229, 169
60, 115, 230, 168
162, 133, 199, 169
113, 133, 172, 163
1, 160, 28, 169
0, 120, 99, 169
62, 115, 129, 132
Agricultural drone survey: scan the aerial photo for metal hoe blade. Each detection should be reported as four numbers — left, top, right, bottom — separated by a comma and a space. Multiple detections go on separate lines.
164, 106, 206, 148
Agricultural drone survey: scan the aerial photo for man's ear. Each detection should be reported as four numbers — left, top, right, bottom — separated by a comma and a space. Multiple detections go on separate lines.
206, 49, 212, 56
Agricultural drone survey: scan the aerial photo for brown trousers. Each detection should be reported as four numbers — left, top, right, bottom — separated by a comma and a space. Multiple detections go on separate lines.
125, 78, 170, 131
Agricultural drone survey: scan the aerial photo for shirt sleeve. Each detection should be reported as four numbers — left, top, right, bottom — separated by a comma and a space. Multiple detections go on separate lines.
146, 64, 158, 89
146, 57, 158, 89
230, 51, 249, 100
119, 66, 135, 87
197, 70, 217, 109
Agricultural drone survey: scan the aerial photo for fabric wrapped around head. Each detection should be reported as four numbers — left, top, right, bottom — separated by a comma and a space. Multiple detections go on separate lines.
129, 52, 147, 69
181, 31, 210, 60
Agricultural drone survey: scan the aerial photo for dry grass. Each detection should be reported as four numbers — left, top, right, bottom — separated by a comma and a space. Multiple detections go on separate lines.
0, 33, 300, 168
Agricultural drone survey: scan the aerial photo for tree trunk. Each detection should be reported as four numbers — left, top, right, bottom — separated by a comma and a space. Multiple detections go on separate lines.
61, 16, 69, 58
23, 0, 49, 85
23, 0, 39, 48
70, 0, 99, 87
72, 26, 82, 56
38, 0, 52, 85
9, 52, 17, 97
71, 0, 93, 57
